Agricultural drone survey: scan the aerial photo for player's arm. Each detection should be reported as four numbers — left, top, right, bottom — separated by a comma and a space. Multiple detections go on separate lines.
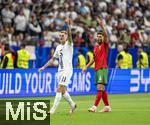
82, 58, 94, 74
97, 17, 108, 43
66, 18, 73, 45
38, 57, 56, 72
39, 47, 58, 72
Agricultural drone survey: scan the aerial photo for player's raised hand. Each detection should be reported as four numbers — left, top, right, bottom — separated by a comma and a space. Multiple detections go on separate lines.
97, 17, 103, 27
38, 66, 45, 72
65, 18, 73, 25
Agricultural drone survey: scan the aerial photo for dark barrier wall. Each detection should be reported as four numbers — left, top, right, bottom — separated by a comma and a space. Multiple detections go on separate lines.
0, 68, 150, 98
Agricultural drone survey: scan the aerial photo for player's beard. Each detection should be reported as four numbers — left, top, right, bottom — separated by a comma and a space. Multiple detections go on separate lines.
97, 39, 102, 45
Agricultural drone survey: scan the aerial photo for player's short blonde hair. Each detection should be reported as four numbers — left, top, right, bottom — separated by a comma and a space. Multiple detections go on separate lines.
60, 30, 68, 35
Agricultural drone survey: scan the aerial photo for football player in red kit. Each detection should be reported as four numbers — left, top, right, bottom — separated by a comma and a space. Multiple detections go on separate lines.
82, 18, 111, 112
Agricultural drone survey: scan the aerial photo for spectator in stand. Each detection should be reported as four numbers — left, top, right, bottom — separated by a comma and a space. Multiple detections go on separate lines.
0, 0, 149, 68
87, 28, 96, 47
14, 9, 27, 35
23, 3, 31, 22
0, 42, 5, 63
136, 46, 149, 68
76, 49, 86, 69
116, 44, 128, 69
0, 0, 149, 48
14, 33, 24, 46
14, 43, 30, 69
0, 43, 14, 69
86, 46, 94, 68
28, 13, 42, 37
124, 48, 133, 68
1, 4, 15, 26
74, 31, 84, 48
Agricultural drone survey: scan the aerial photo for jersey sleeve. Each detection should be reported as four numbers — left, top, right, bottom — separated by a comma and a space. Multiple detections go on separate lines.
53, 47, 59, 59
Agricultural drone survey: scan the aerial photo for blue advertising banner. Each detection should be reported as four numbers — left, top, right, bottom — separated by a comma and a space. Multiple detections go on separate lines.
0, 69, 150, 98
108, 69, 150, 94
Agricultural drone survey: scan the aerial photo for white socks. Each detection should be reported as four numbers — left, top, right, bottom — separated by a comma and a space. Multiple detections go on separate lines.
63, 91, 75, 108
50, 91, 75, 114
50, 92, 62, 114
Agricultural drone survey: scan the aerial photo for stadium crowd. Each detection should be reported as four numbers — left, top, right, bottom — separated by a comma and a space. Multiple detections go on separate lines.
0, 0, 150, 68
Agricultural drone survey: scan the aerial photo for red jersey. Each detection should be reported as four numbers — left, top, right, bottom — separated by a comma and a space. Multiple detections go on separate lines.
94, 42, 108, 70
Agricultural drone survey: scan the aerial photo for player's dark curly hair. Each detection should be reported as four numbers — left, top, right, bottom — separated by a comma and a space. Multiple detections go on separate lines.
97, 31, 104, 35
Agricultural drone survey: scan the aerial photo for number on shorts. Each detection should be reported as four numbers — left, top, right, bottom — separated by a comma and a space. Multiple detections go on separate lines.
61, 76, 66, 82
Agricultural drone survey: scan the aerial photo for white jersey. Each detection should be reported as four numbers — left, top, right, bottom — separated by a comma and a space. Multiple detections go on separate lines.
53, 41, 73, 72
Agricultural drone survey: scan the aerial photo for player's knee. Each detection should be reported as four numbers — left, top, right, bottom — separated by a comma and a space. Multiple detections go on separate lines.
57, 87, 61, 93
57, 84, 66, 93
61, 86, 66, 94
57, 85, 62, 93
97, 84, 105, 91
96, 84, 100, 90
100, 85, 105, 91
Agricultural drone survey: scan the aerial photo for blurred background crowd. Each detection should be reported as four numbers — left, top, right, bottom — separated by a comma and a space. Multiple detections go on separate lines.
0, 0, 150, 68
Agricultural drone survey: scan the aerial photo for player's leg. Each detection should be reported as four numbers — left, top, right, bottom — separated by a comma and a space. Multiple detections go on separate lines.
63, 90, 76, 113
49, 84, 64, 114
101, 68, 109, 106
100, 68, 111, 112
88, 69, 103, 112
61, 71, 76, 113
100, 89, 111, 112
63, 90, 75, 106
88, 84, 104, 112
94, 84, 104, 106
49, 72, 65, 114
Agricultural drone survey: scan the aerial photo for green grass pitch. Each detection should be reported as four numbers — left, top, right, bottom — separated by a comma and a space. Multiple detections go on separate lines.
0, 93, 150, 125
50, 93, 150, 125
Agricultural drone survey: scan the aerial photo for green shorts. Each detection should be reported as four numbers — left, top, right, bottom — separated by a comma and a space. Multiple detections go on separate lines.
95, 68, 108, 85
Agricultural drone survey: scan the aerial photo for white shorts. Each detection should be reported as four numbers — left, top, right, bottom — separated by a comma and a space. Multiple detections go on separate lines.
58, 70, 73, 86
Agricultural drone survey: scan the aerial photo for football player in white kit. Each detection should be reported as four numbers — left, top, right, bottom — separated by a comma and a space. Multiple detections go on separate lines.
39, 18, 76, 114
